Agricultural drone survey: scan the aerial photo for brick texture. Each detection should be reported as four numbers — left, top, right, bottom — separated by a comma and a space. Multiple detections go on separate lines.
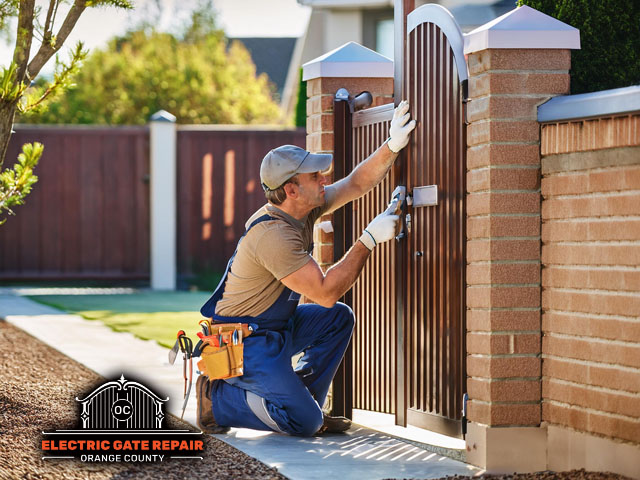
467, 378, 540, 402
468, 400, 541, 426
466, 48, 572, 429
467, 96, 544, 123
470, 72, 570, 97
542, 357, 640, 394
468, 120, 540, 146
307, 77, 394, 97
542, 218, 640, 242
541, 114, 640, 155
543, 378, 640, 418
468, 215, 540, 239
543, 401, 640, 444
467, 49, 571, 75
468, 144, 540, 168
468, 167, 540, 192
542, 311, 640, 343
541, 125, 640, 444
467, 309, 540, 332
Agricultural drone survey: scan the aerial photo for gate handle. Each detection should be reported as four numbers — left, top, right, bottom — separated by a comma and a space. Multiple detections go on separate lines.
393, 186, 407, 241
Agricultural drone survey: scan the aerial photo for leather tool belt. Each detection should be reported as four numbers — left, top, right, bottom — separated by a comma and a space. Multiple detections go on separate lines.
196, 322, 253, 380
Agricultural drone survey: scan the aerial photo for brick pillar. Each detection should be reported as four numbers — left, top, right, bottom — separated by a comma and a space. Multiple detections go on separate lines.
463, 6, 579, 473
303, 42, 394, 271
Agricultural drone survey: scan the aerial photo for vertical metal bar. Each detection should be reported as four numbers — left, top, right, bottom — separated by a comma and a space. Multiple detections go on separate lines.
417, 21, 425, 413
331, 97, 351, 418
429, 22, 437, 414
436, 26, 444, 417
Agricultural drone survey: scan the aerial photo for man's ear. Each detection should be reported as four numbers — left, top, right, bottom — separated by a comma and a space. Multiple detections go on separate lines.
284, 182, 298, 199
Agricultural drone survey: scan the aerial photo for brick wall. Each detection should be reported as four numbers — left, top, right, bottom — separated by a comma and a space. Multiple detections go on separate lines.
541, 113, 640, 445
306, 76, 394, 270
465, 49, 570, 428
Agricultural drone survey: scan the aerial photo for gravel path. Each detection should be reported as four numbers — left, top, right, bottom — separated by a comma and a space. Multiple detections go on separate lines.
0, 320, 284, 480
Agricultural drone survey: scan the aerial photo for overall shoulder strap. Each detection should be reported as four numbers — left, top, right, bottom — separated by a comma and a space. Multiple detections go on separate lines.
199, 214, 275, 317
246, 214, 275, 233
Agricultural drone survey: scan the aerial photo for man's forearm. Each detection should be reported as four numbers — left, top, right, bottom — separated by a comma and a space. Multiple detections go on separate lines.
320, 240, 372, 305
348, 142, 398, 197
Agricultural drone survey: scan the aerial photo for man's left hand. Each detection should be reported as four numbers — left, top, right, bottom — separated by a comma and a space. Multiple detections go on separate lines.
387, 100, 417, 153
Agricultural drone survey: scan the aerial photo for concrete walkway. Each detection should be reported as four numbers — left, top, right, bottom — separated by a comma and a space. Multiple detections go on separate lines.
0, 289, 479, 480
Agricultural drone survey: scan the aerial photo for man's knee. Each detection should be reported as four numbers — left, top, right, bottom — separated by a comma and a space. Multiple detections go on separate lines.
291, 406, 323, 437
333, 302, 355, 331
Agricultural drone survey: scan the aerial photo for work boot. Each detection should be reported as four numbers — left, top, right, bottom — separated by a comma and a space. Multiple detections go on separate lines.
196, 375, 230, 434
316, 414, 351, 435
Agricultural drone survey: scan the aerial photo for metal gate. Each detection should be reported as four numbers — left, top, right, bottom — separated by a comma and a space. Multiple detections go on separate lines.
332, 4, 468, 437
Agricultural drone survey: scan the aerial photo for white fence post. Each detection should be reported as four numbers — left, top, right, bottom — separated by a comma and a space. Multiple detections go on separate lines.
149, 110, 177, 290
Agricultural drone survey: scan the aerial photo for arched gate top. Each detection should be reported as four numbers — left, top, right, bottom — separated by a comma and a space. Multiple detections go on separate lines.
407, 4, 468, 84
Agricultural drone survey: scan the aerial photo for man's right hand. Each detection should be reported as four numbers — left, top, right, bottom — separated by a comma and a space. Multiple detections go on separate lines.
359, 197, 401, 250
387, 100, 417, 153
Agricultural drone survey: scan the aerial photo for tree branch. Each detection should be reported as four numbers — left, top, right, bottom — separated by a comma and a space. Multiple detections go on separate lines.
12, 0, 35, 83
27, 0, 87, 79
42, 0, 57, 46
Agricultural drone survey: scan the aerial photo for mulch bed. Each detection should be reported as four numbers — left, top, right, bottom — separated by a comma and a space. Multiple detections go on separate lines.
0, 320, 284, 480
0, 319, 633, 480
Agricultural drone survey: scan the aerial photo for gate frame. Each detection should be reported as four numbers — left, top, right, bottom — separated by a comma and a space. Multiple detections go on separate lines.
398, 2, 469, 435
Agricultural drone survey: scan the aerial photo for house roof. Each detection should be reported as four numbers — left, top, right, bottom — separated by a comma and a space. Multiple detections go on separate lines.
448, 0, 514, 32
230, 37, 298, 101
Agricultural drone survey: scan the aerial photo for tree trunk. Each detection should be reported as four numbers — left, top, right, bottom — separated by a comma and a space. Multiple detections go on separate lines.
0, 101, 19, 168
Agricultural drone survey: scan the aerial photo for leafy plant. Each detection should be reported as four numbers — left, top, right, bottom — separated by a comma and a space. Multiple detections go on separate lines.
0, 141, 41, 224
20, 6, 281, 126
0, 0, 133, 224
517, 0, 640, 93
295, 68, 307, 128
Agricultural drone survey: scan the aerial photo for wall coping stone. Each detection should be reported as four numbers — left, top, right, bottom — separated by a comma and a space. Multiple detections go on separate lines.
538, 85, 640, 123
302, 41, 393, 81
464, 5, 580, 54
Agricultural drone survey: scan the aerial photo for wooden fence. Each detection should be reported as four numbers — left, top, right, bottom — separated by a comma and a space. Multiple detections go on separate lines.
0, 126, 150, 280
176, 127, 306, 276
0, 125, 305, 281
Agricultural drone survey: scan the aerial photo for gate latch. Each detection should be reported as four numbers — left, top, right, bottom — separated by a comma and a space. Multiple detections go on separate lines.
411, 185, 438, 207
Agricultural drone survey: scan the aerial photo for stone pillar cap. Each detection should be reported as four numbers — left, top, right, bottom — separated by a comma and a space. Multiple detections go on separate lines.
464, 5, 580, 54
302, 41, 393, 81
150, 110, 177, 123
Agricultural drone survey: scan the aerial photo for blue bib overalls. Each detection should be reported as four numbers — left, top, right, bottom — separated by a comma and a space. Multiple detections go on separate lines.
200, 214, 355, 436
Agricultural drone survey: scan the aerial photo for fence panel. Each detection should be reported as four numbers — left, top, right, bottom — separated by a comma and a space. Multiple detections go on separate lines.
0, 126, 150, 280
176, 127, 306, 277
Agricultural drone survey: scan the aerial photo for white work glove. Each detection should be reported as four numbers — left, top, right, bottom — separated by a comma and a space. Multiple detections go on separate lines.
359, 195, 401, 251
387, 100, 417, 153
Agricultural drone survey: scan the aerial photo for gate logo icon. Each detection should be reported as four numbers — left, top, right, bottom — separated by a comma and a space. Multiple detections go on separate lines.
111, 398, 134, 422
76, 374, 168, 430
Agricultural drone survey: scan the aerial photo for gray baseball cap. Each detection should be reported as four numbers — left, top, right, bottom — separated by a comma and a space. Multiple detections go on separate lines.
260, 145, 332, 191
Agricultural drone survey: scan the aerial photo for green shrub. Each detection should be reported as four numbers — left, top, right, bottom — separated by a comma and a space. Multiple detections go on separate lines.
517, 0, 640, 94
295, 68, 307, 128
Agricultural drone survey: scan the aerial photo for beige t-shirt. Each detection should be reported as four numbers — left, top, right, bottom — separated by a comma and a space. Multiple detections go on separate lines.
215, 203, 326, 317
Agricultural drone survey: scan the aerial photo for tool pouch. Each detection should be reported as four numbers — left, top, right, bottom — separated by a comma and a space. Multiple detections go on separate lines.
196, 323, 251, 380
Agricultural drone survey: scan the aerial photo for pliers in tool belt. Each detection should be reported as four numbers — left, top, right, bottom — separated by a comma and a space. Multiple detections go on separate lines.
178, 334, 193, 419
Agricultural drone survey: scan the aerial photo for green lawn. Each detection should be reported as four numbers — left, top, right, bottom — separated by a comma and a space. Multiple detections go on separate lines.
29, 290, 212, 349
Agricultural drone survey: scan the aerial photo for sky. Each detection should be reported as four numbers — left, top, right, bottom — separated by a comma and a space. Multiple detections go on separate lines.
1, 0, 312, 76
